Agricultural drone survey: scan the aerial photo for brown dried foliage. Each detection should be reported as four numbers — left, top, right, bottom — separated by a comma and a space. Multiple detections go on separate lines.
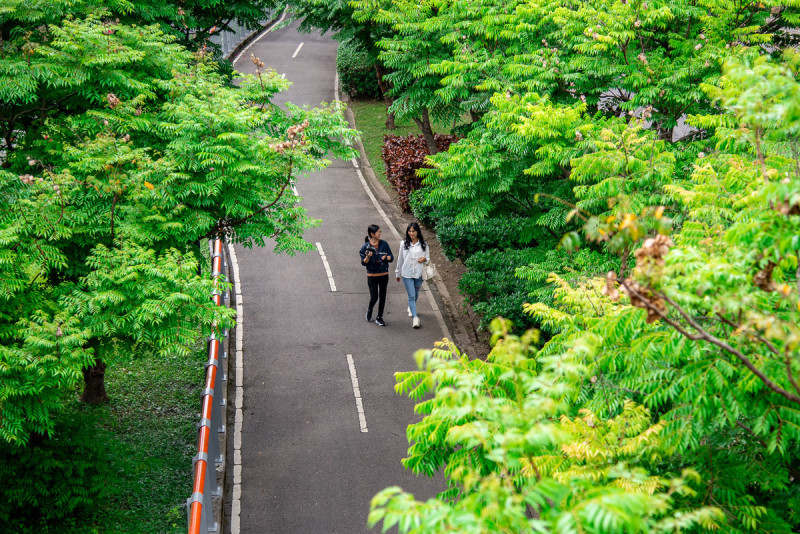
753, 261, 778, 292
381, 133, 459, 212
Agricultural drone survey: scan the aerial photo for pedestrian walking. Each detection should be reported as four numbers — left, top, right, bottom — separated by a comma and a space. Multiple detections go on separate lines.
395, 222, 429, 329
360, 224, 393, 326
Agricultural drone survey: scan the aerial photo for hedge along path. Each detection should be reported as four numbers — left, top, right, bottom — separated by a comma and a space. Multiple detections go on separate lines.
381, 133, 460, 213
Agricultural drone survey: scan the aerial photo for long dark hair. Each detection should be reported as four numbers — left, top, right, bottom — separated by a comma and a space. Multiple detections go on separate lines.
403, 222, 427, 250
365, 224, 380, 243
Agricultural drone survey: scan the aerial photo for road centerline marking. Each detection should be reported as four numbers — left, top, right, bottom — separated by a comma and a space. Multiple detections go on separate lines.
315, 242, 337, 292
292, 42, 304, 58
346, 354, 368, 433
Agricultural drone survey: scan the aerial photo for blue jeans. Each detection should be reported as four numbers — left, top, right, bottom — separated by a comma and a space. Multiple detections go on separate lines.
402, 276, 424, 317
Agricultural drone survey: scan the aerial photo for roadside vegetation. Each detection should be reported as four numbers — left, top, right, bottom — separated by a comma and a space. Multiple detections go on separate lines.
284, 0, 800, 531
6, 0, 800, 531
0, 344, 205, 533
348, 100, 419, 188
0, 0, 355, 531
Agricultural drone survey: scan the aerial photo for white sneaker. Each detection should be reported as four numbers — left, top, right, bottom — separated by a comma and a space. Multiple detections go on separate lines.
412, 317, 420, 328
407, 306, 412, 317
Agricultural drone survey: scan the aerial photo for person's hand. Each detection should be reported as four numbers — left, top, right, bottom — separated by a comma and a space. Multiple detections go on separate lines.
381, 255, 389, 261
417, 257, 426, 263
396, 276, 400, 282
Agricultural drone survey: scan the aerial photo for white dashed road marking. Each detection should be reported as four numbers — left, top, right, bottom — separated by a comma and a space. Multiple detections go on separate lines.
315, 242, 337, 292
231, 9, 288, 67
346, 354, 368, 433
292, 42, 304, 58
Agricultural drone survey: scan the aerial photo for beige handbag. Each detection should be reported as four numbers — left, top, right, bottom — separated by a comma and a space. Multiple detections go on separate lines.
422, 262, 437, 281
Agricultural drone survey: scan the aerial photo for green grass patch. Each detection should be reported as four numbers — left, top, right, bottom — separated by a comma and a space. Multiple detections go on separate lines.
81, 347, 207, 533
0, 345, 209, 534
348, 100, 464, 188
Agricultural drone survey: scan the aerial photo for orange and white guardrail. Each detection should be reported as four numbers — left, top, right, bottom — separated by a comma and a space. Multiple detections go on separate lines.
187, 238, 228, 534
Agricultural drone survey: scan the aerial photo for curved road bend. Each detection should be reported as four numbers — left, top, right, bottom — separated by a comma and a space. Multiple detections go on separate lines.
227, 20, 445, 534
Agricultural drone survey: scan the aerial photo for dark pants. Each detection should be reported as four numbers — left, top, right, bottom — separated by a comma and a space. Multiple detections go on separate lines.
367, 275, 389, 318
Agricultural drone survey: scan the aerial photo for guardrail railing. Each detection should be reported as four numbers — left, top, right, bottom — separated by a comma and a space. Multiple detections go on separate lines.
187, 238, 228, 534
208, 12, 273, 58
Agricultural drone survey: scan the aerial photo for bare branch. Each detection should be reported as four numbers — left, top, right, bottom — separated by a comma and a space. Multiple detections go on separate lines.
715, 313, 780, 357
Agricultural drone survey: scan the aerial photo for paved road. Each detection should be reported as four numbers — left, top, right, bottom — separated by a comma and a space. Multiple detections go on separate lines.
227, 19, 444, 534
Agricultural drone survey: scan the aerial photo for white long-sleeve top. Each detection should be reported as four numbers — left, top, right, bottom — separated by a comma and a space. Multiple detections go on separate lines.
395, 240, 428, 279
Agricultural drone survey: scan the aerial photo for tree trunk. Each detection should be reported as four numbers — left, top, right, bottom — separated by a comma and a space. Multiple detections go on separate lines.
374, 63, 396, 130
413, 108, 438, 155
656, 122, 674, 142
195, 239, 203, 276
81, 356, 109, 404
29, 431, 47, 448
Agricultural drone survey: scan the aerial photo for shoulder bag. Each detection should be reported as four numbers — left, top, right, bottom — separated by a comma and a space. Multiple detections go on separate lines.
422, 262, 437, 281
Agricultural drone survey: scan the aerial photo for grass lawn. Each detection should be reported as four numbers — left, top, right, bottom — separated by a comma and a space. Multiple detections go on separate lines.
81, 346, 208, 533
348, 99, 462, 189
347, 99, 423, 187
0, 343, 208, 534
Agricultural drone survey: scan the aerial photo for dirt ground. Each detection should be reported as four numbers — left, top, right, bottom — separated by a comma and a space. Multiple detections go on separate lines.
416, 220, 491, 358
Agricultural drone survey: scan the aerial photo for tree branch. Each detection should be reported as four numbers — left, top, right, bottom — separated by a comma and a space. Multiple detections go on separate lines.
715, 313, 780, 357
533, 192, 590, 222
205, 149, 295, 238
619, 279, 800, 406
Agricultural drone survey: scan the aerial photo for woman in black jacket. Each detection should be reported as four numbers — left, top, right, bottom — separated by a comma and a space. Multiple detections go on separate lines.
359, 224, 393, 326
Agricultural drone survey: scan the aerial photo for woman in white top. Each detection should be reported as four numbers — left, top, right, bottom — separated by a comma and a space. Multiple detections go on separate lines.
395, 222, 429, 328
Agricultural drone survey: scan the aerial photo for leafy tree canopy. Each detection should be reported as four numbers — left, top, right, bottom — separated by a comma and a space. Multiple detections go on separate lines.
0, 1, 356, 445
371, 48, 800, 534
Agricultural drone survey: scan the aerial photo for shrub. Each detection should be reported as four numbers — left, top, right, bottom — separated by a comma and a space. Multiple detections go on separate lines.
435, 215, 542, 262
409, 188, 437, 227
337, 38, 382, 100
0, 413, 119, 533
382, 134, 459, 212
409, 187, 462, 229
460, 248, 545, 332
460, 246, 619, 333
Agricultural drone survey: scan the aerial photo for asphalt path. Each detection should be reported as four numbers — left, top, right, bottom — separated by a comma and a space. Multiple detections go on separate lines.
227, 19, 444, 534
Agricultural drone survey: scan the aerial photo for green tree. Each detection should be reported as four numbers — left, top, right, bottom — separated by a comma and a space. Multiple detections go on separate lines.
373, 50, 800, 533
352, 0, 464, 153
0, 2, 356, 445
124, 0, 279, 53
283, 0, 398, 126
371, 324, 722, 533
418, 0, 798, 220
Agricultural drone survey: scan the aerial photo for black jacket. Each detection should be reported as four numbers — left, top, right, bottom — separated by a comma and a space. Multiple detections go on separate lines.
359, 240, 394, 274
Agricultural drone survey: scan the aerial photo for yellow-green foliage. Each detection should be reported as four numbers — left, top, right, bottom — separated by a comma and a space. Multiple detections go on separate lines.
371, 321, 723, 533
275, 0, 800, 530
